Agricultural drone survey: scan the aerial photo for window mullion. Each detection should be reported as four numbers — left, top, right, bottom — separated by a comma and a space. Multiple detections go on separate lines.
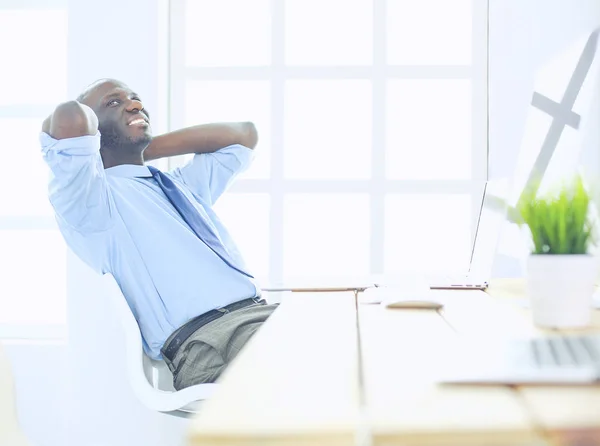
371, 0, 387, 275
1, 0, 66, 9
0, 216, 57, 231
167, 0, 187, 171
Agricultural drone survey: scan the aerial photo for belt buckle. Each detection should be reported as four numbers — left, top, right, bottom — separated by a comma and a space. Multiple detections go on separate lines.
252, 296, 263, 304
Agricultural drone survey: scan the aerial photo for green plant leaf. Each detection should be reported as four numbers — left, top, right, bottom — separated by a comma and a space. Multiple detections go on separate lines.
515, 174, 595, 255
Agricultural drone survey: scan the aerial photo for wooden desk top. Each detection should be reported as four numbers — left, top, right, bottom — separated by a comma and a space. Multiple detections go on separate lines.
187, 291, 360, 446
188, 280, 600, 446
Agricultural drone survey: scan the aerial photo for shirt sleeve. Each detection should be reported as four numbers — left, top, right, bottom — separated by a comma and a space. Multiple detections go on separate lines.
40, 131, 113, 233
170, 144, 254, 205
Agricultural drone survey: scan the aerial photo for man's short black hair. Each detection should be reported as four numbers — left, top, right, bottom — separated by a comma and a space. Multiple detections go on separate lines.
76, 78, 118, 103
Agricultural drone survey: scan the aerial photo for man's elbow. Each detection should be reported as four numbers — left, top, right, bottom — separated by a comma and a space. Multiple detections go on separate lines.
46, 101, 98, 140
240, 122, 258, 150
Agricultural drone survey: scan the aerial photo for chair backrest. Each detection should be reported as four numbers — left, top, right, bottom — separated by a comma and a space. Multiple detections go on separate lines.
103, 273, 218, 413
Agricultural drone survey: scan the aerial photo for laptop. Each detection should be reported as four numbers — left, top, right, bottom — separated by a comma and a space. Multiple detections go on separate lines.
431, 23, 600, 291
438, 334, 600, 385
425, 179, 510, 290
371, 179, 510, 291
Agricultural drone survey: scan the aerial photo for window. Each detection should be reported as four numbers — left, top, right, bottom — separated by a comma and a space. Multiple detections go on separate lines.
169, 0, 488, 285
0, 0, 68, 338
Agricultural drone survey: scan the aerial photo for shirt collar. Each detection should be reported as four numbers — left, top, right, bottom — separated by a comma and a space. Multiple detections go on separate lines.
105, 164, 152, 178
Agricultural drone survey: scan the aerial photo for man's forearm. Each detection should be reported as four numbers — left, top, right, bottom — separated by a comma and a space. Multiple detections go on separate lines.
143, 122, 258, 161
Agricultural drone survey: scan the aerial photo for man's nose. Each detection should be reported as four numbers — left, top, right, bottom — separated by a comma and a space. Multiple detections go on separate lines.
126, 98, 144, 113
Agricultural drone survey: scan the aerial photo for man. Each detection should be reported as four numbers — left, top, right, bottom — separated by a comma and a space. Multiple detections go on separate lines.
40, 79, 277, 389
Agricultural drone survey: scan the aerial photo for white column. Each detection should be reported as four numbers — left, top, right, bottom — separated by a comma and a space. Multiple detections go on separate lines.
65, 1, 185, 445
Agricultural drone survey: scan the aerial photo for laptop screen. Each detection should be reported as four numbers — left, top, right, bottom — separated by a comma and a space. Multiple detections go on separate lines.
469, 179, 510, 277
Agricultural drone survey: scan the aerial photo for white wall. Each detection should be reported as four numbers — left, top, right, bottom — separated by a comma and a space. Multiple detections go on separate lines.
490, 0, 600, 277
8, 1, 189, 445
64, 0, 188, 444
3, 343, 68, 446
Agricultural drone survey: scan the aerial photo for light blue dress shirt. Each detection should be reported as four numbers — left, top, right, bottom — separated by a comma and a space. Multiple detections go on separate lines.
40, 131, 259, 359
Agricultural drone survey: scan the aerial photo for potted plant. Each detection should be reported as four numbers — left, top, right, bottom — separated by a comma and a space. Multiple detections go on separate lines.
512, 174, 598, 328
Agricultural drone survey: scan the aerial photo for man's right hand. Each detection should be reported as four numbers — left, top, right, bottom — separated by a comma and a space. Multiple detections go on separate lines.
42, 101, 98, 140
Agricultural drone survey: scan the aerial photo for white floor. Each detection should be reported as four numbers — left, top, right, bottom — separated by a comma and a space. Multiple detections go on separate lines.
5, 342, 188, 446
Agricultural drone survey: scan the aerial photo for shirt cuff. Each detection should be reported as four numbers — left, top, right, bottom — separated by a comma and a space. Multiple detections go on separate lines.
40, 131, 101, 156
205, 143, 255, 172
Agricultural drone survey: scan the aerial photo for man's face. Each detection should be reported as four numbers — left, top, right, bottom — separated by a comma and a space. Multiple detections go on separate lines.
81, 80, 152, 152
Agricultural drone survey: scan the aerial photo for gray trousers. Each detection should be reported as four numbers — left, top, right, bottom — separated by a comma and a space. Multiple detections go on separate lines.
164, 302, 278, 390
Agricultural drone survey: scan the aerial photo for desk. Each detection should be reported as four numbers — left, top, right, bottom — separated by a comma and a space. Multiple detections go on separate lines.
188, 291, 361, 446
188, 280, 600, 446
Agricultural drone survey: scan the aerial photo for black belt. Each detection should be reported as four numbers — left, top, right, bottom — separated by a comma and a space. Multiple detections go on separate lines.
161, 297, 265, 363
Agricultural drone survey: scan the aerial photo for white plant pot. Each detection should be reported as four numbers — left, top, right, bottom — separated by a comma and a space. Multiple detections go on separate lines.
527, 254, 598, 328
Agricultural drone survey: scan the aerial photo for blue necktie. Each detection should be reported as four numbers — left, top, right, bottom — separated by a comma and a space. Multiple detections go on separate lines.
146, 166, 253, 278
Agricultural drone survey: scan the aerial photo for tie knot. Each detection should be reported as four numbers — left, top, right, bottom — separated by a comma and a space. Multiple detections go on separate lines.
146, 165, 160, 176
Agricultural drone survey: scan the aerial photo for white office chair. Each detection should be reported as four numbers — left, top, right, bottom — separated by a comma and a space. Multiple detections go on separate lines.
0, 345, 30, 446
103, 274, 218, 417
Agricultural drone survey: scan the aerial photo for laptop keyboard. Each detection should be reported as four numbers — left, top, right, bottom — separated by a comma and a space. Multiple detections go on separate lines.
529, 335, 600, 368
